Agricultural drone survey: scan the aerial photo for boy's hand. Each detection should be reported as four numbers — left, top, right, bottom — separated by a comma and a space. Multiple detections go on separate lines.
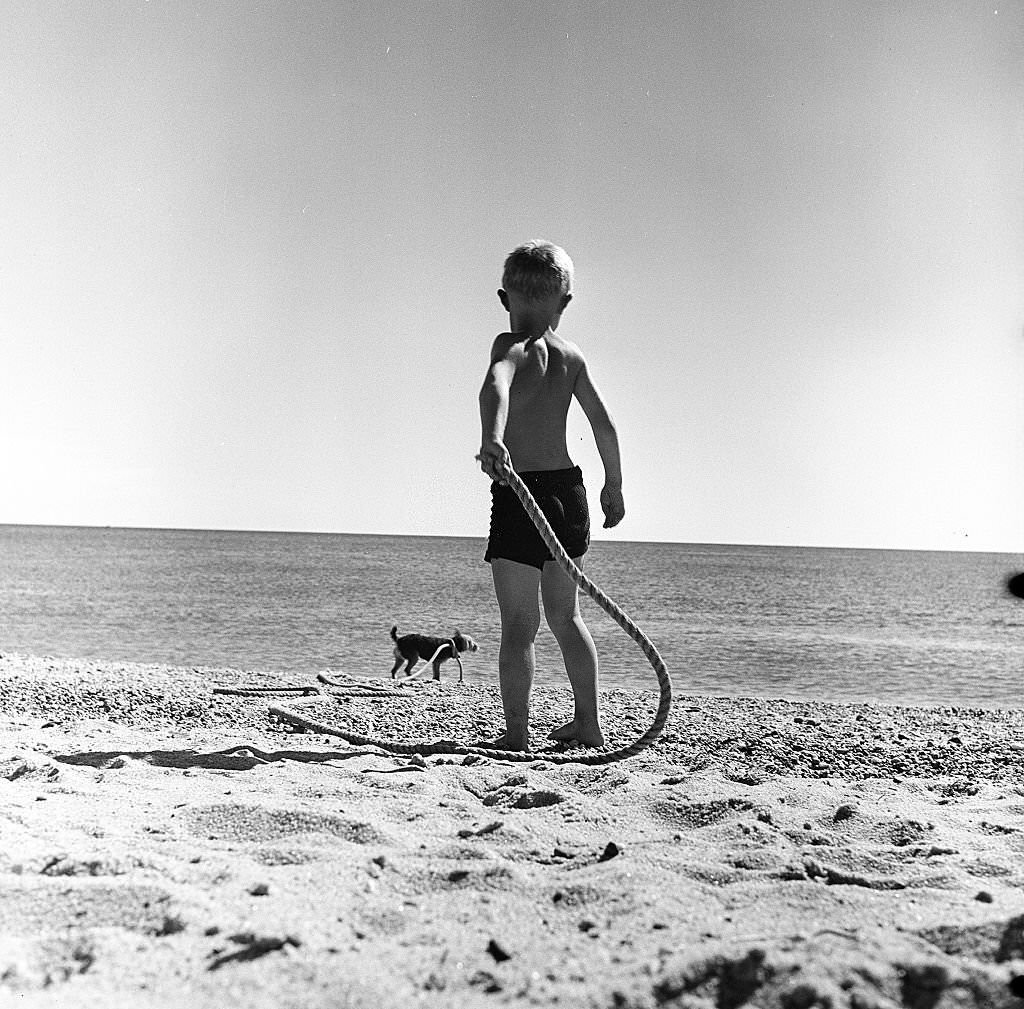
600, 485, 625, 528
476, 440, 511, 484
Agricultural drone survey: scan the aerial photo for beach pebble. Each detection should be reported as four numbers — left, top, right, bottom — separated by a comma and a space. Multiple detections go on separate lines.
457, 820, 503, 839
784, 981, 841, 1009
598, 842, 621, 862
974, 890, 994, 903
249, 882, 270, 896
1000, 916, 1024, 959
470, 970, 503, 993
834, 803, 858, 821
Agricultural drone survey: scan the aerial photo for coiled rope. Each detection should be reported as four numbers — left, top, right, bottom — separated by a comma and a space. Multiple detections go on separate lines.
270, 466, 672, 764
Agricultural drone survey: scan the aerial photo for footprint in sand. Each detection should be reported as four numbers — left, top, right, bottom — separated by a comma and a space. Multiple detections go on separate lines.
1, 756, 61, 783
37, 854, 141, 877
0, 931, 96, 991
476, 772, 570, 810
483, 788, 566, 809
649, 797, 755, 830
918, 914, 1024, 961
181, 803, 390, 846
0, 880, 186, 938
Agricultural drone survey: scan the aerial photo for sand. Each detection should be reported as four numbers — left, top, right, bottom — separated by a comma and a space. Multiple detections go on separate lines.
2, 652, 1024, 1008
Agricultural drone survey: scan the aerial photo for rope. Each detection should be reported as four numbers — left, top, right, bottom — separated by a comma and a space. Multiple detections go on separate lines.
215, 685, 321, 697
316, 673, 411, 697
271, 465, 673, 765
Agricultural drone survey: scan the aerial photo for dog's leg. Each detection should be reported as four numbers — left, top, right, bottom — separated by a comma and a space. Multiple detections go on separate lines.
390, 653, 405, 679
404, 658, 419, 677
432, 640, 456, 681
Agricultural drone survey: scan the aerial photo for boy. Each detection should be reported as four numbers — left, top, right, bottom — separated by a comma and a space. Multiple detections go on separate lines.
477, 240, 625, 752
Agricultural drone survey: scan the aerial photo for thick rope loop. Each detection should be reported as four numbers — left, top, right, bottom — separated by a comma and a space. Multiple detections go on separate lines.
271, 466, 672, 764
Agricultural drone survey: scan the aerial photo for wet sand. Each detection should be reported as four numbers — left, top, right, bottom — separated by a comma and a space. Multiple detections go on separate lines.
2, 652, 1024, 1008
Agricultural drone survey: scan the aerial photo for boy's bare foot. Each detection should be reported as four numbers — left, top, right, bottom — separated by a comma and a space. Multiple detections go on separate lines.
548, 719, 604, 748
476, 733, 530, 753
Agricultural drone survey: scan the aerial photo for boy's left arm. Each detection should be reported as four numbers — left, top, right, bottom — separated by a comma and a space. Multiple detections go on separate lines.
573, 357, 625, 528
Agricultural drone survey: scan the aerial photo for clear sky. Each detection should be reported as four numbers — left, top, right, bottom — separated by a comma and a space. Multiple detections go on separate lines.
3, 1, 1022, 551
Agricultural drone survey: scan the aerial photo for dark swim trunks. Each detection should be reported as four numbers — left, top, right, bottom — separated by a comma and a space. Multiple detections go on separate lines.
485, 466, 590, 570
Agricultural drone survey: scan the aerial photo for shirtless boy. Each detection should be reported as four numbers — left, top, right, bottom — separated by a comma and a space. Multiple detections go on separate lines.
477, 240, 625, 752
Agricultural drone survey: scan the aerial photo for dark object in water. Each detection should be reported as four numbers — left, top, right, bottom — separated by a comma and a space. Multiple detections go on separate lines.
1006, 573, 1024, 600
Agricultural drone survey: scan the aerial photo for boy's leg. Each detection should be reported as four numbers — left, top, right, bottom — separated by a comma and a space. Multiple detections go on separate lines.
540, 558, 604, 747
488, 558, 543, 751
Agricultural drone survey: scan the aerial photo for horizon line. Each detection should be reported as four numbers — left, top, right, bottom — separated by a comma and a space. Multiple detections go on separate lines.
2, 520, 1021, 557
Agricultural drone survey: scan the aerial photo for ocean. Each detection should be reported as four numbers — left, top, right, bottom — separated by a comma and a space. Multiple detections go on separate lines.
1, 524, 1023, 710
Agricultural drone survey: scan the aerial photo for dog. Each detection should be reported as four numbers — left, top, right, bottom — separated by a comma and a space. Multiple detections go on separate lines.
389, 625, 478, 681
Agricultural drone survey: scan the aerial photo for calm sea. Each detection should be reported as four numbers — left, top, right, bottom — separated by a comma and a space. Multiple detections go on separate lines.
2, 525, 1023, 709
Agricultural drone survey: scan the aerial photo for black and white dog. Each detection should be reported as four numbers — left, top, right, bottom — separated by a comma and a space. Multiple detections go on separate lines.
389, 625, 478, 680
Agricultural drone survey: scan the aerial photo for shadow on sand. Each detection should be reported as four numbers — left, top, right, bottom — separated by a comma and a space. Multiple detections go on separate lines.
54, 745, 366, 771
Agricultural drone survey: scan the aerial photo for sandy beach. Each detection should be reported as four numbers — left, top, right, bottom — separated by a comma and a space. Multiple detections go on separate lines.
2, 652, 1024, 1008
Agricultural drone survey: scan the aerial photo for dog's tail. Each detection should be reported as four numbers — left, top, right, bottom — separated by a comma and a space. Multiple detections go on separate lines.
390, 625, 398, 641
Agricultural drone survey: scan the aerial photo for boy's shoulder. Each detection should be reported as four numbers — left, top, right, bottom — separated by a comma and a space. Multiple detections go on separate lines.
488, 330, 526, 362
545, 331, 584, 355
544, 332, 588, 371
489, 330, 587, 367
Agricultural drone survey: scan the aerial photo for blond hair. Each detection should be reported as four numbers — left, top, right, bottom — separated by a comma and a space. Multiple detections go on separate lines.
501, 240, 574, 301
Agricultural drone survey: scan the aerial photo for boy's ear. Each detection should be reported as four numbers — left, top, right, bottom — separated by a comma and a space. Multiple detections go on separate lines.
497, 289, 509, 311
560, 292, 573, 312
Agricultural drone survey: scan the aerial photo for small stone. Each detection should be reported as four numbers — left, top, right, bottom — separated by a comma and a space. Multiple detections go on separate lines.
975, 890, 994, 903
834, 804, 858, 821
249, 882, 270, 896
598, 842, 621, 862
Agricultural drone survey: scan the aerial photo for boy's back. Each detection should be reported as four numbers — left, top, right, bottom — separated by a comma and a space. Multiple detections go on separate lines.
493, 330, 581, 473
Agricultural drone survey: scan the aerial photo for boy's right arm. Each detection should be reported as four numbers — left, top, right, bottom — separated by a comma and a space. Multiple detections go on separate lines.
477, 334, 520, 482
573, 358, 625, 529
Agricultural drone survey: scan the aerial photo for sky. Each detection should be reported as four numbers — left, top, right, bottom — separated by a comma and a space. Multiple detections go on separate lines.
2, 1, 1022, 552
